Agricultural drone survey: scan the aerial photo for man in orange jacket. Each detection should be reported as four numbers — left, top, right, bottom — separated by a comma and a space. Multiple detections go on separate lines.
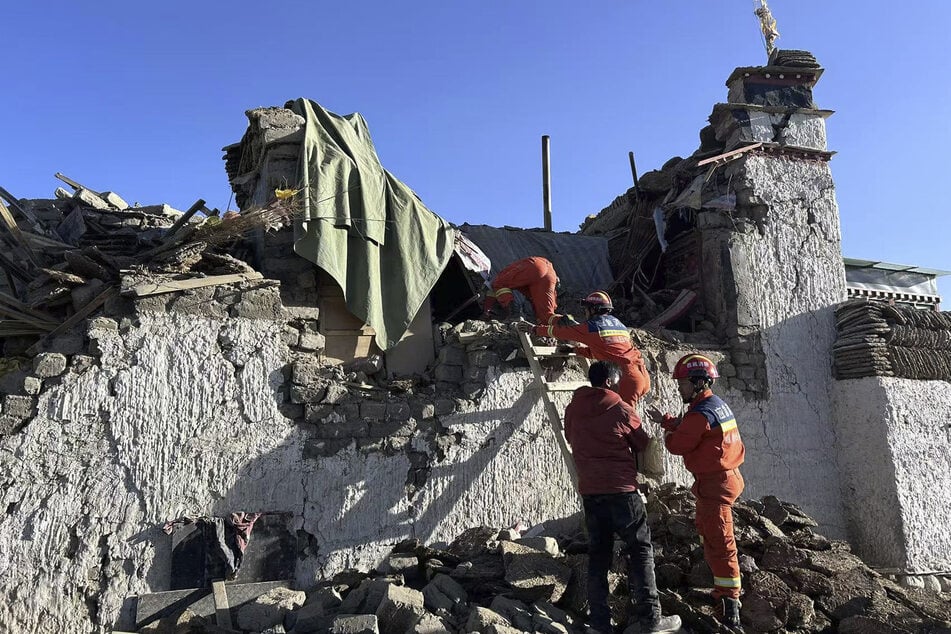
661, 354, 746, 632
526, 290, 650, 406
482, 256, 559, 324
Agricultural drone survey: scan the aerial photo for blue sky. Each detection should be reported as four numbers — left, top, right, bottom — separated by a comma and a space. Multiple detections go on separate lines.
4, 1, 950, 298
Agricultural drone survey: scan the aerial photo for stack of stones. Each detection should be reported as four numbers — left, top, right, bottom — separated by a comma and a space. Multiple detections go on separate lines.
138, 485, 951, 634
833, 300, 951, 380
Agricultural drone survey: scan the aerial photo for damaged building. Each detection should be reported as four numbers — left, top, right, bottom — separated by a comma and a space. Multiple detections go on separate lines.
0, 48, 949, 634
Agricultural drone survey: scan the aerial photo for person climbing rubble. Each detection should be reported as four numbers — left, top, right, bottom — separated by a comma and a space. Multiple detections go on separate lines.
482, 256, 560, 324
658, 354, 746, 632
518, 290, 651, 405
564, 360, 682, 634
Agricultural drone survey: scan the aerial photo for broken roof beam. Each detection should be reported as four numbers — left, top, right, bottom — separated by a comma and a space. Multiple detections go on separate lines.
25, 286, 117, 356
0, 197, 40, 266
0, 185, 47, 235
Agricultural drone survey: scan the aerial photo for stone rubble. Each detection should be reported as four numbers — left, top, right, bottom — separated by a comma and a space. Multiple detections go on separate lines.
135, 485, 951, 634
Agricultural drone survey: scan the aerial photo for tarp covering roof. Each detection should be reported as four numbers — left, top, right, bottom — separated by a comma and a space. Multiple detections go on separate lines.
288, 99, 455, 350
844, 258, 948, 298
459, 224, 614, 300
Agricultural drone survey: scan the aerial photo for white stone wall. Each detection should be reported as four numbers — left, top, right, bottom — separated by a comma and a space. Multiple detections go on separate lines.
833, 377, 951, 572
0, 312, 578, 633
719, 155, 849, 535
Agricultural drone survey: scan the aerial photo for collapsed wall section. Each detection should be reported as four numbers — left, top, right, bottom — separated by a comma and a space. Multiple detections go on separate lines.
0, 283, 581, 633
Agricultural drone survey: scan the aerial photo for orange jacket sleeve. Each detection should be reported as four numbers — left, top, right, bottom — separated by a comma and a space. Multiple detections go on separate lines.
664, 411, 708, 455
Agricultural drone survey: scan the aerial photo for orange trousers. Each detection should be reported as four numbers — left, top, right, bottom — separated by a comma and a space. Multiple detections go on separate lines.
617, 359, 651, 407
692, 469, 744, 599
486, 257, 558, 323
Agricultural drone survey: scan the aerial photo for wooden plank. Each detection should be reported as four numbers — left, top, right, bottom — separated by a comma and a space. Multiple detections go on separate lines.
0, 185, 45, 233
54, 172, 95, 193
0, 291, 60, 325
643, 289, 698, 329
0, 198, 39, 266
126, 272, 263, 297
22, 231, 75, 250
696, 142, 763, 166
540, 380, 590, 392
211, 580, 233, 629
26, 287, 117, 356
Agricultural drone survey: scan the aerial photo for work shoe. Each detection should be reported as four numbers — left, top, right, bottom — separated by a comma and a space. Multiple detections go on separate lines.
719, 597, 744, 632
630, 614, 682, 633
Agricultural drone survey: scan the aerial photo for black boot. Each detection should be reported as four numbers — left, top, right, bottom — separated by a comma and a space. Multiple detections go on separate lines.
720, 597, 744, 632
636, 614, 682, 633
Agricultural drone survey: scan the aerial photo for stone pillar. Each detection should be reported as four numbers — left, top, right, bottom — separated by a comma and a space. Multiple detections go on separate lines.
693, 54, 850, 532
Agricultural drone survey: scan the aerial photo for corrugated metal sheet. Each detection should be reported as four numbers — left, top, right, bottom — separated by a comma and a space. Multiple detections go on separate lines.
458, 224, 614, 301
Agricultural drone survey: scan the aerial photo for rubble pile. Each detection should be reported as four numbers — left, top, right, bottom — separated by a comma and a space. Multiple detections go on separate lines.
137, 485, 951, 634
833, 300, 951, 380
0, 179, 294, 355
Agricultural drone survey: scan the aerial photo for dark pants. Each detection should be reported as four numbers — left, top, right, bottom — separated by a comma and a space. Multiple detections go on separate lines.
583, 491, 661, 633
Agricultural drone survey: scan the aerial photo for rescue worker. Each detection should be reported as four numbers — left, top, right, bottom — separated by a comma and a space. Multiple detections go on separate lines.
482, 256, 559, 324
565, 361, 682, 634
521, 290, 650, 406
660, 354, 746, 632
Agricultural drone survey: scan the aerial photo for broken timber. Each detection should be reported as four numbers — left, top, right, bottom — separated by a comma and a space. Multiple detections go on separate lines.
211, 580, 233, 629
517, 330, 580, 491
124, 272, 263, 298
25, 287, 117, 356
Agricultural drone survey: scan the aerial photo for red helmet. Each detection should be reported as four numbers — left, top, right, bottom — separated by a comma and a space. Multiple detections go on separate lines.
672, 354, 719, 381
581, 290, 613, 312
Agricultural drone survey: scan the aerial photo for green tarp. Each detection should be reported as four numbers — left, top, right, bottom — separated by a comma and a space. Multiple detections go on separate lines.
288, 99, 455, 350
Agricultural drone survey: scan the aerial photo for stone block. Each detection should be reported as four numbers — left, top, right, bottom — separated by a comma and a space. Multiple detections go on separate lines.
500, 542, 571, 603
101, 191, 129, 209
463, 366, 487, 383
233, 286, 287, 320
291, 360, 321, 385
437, 346, 466, 366
291, 384, 327, 404
235, 586, 306, 632
407, 613, 451, 634
465, 606, 511, 633
282, 326, 301, 348
376, 554, 421, 583
488, 596, 533, 631
22, 377, 42, 395
0, 415, 26, 436
468, 350, 500, 368
73, 187, 110, 210
287, 600, 331, 633
32, 353, 68, 379
322, 384, 350, 404
433, 399, 456, 415
376, 584, 426, 634
329, 614, 379, 634
515, 537, 559, 556
3, 395, 35, 420
48, 334, 84, 355
368, 419, 416, 438
422, 573, 467, 615
433, 364, 463, 383
360, 402, 387, 420
312, 419, 368, 440
70, 355, 96, 373
736, 365, 756, 380
298, 332, 326, 352
497, 529, 520, 542
386, 401, 412, 422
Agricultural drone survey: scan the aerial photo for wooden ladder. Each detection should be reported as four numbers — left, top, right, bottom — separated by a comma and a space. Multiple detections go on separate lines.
516, 330, 590, 491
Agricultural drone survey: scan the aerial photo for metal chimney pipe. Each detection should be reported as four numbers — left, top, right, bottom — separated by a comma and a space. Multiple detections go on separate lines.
542, 135, 552, 231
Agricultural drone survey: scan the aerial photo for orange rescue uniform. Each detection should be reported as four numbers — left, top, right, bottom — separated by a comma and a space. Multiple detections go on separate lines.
534, 313, 650, 406
484, 257, 559, 323
664, 389, 746, 599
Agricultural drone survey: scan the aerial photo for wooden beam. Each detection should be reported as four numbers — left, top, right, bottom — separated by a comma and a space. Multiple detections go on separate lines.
0, 186, 45, 233
0, 198, 40, 266
54, 172, 97, 194
125, 272, 263, 297
0, 291, 60, 326
211, 580, 233, 629
163, 199, 207, 239
696, 142, 763, 167
26, 287, 117, 356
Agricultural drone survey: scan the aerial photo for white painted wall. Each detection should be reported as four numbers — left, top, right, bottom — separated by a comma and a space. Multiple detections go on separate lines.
0, 312, 579, 633
834, 377, 951, 572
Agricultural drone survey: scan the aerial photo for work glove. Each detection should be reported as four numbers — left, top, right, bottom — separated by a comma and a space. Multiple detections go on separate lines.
660, 413, 680, 432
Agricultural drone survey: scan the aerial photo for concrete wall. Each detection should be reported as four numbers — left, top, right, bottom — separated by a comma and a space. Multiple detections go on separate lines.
0, 306, 579, 633
833, 377, 951, 572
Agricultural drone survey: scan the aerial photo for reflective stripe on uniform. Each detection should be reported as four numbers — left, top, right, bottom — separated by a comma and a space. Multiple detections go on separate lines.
598, 329, 629, 338
714, 576, 742, 588
494, 288, 512, 298
719, 418, 738, 433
